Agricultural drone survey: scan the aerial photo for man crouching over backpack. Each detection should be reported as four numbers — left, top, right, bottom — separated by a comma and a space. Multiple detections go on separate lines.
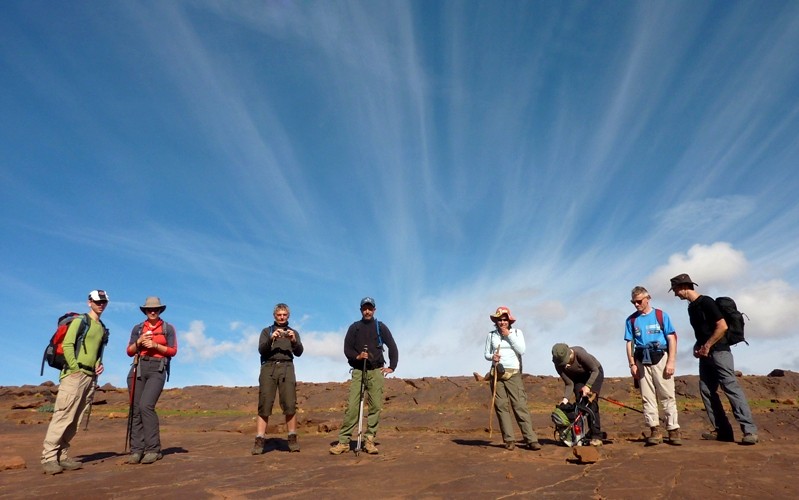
41, 290, 110, 475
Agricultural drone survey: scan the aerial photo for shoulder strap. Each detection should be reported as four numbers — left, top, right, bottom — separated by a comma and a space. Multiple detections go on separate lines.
75, 314, 90, 355
163, 322, 175, 346
376, 320, 384, 348
93, 317, 110, 363
655, 309, 664, 332
627, 312, 640, 332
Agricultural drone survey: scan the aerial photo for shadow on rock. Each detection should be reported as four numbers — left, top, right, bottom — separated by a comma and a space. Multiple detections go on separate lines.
162, 446, 188, 456
451, 438, 492, 447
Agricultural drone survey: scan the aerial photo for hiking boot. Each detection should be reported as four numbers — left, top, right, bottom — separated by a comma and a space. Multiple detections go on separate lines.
741, 433, 759, 445
329, 442, 350, 455
42, 461, 63, 475
127, 452, 143, 464
140, 452, 162, 464
363, 436, 379, 455
589, 438, 603, 447
667, 429, 683, 446
58, 458, 83, 471
288, 433, 300, 452
525, 440, 542, 451
701, 430, 735, 442
251, 436, 266, 455
503, 441, 515, 451
645, 426, 663, 446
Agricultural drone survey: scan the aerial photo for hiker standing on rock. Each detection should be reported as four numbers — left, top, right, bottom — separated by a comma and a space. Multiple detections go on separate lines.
41, 290, 110, 475
625, 286, 681, 446
483, 307, 542, 451
669, 273, 758, 445
329, 297, 398, 455
125, 297, 178, 464
252, 303, 304, 455
551, 343, 604, 446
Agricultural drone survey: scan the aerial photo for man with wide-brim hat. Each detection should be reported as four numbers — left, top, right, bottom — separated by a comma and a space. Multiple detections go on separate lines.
139, 297, 166, 314
667, 273, 698, 292
669, 273, 758, 445
125, 296, 177, 464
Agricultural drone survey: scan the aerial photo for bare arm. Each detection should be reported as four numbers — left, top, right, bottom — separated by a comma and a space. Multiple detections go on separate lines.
664, 334, 676, 377
697, 318, 727, 357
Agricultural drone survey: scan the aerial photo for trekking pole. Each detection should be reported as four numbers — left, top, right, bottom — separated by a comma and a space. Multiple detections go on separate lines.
488, 344, 501, 439
82, 379, 97, 431
355, 345, 368, 456
599, 396, 644, 414
125, 354, 139, 452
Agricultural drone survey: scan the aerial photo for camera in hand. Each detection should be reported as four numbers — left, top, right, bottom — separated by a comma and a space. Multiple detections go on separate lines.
277, 328, 290, 338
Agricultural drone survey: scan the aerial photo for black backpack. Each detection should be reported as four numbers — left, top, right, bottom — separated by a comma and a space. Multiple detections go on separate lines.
715, 296, 748, 346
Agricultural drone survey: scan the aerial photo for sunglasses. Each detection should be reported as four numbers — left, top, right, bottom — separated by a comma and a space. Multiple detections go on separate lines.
630, 298, 648, 305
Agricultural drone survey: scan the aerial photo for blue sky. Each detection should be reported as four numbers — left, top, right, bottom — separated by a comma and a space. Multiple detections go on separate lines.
2, 1, 798, 389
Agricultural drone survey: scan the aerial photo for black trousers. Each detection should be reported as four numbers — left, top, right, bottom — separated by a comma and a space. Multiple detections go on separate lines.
127, 357, 166, 453
573, 367, 604, 437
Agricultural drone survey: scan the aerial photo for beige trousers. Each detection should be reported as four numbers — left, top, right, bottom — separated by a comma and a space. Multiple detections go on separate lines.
637, 353, 679, 430
41, 372, 95, 463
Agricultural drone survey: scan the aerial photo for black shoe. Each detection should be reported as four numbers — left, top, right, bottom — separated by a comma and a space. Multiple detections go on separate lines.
701, 430, 734, 442
525, 440, 542, 451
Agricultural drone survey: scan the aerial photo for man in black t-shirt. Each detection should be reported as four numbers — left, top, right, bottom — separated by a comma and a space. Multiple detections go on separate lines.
670, 273, 758, 445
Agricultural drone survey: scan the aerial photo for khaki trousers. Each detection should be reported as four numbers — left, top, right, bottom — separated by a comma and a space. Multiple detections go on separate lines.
41, 372, 95, 463
637, 353, 679, 430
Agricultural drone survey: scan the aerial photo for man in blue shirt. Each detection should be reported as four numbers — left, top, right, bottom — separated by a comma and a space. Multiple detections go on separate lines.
625, 286, 680, 446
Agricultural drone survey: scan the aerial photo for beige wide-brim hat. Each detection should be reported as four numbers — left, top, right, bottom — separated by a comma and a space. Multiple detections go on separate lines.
140, 296, 167, 314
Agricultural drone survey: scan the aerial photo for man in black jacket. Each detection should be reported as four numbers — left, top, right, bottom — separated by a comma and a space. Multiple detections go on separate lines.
329, 297, 399, 455
252, 303, 304, 454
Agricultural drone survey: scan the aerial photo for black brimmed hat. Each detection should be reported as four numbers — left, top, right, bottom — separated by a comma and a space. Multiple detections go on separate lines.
668, 273, 698, 291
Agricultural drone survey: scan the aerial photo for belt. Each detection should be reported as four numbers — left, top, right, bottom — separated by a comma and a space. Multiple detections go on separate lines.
263, 359, 292, 364
140, 356, 164, 362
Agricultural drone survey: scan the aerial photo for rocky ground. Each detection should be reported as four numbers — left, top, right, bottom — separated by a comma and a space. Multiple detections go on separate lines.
1, 371, 798, 499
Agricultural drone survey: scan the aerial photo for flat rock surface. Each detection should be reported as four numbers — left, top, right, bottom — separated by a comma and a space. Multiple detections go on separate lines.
1, 372, 798, 499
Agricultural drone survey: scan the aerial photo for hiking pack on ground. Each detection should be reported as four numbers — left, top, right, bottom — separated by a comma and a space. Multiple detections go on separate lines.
551, 396, 597, 447
40, 312, 108, 376
715, 296, 749, 346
